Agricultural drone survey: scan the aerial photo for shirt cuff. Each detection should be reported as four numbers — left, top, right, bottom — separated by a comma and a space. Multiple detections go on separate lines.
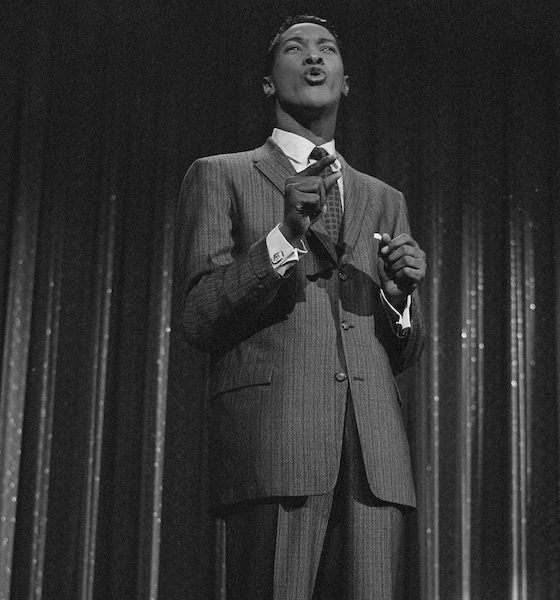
266, 224, 308, 276
380, 290, 412, 336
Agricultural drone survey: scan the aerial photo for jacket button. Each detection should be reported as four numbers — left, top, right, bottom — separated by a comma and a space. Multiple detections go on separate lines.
338, 271, 348, 281
341, 321, 350, 330
335, 372, 347, 382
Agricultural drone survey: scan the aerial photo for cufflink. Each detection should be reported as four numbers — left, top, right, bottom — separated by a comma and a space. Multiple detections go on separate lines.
271, 250, 284, 265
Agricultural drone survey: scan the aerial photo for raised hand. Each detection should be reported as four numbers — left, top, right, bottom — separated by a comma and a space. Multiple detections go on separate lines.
377, 233, 426, 309
280, 154, 341, 246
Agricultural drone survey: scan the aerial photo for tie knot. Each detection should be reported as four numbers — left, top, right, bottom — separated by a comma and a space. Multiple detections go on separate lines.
309, 146, 329, 162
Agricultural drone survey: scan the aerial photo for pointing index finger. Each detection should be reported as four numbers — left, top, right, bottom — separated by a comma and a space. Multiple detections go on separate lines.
300, 153, 338, 177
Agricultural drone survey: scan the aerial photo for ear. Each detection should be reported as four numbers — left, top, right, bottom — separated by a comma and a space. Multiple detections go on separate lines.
262, 76, 276, 98
342, 75, 349, 97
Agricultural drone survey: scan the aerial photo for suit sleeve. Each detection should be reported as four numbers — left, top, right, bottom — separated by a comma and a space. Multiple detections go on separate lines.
379, 191, 426, 375
174, 156, 283, 354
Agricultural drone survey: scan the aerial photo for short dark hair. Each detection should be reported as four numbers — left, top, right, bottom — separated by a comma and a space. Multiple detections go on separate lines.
265, 15, 342, 75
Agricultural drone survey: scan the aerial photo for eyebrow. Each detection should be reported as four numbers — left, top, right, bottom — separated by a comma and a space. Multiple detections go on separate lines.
281, 36, 338, 47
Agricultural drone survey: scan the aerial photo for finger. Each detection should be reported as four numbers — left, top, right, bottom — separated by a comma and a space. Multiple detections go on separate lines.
380, 233, 392, 244
285, 176, 328, 194
380, 233, 419, 255
392, 260, 426, 281
310, 203, 327, 222
299, 194, 323, 217
379, 233, 392, 254
299, 153, 338, 176
383, 245, 425, 264
290, 190, 321, 208
288, 186, 325, 218
390, 255, 425, 273
390, 233, 419, 250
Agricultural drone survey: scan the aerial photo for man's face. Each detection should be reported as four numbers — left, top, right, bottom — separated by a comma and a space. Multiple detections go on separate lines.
263, 22, 349, 115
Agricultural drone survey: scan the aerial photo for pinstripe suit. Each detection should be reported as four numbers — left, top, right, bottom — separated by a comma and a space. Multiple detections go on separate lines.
175, 137, 425, 596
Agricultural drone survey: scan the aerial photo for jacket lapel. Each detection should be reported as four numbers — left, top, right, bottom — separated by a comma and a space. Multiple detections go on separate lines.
338, 158, 382, 285
253, 138, 294, 194
339, 157, 369, 255
308, 220, 337, 264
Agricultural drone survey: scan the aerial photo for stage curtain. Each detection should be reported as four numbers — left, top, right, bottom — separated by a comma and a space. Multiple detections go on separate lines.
1, 1, 559, 599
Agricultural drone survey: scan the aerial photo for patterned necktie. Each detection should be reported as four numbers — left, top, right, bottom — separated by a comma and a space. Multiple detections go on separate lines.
309, 146, 343, 242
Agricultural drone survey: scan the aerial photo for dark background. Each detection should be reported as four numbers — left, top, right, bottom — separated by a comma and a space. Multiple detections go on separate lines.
1, 1, 559, 599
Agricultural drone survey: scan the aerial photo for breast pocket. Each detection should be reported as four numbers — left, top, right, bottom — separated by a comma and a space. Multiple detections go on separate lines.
208, 360, 275, 399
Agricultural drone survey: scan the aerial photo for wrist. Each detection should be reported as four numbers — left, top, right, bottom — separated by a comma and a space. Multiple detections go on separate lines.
279, 223, 304, 249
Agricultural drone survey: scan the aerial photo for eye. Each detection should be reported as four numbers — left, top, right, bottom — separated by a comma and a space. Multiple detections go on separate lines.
285, 45, 302, 52
321, 45, 337, 53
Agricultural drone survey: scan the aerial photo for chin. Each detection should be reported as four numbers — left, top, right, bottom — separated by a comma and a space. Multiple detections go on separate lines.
302, 98, 338, 116
295, 92, 338, 110
279, 96, 339, 124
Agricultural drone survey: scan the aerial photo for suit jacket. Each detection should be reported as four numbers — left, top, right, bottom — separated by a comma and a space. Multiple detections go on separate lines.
175, 138, 425, 508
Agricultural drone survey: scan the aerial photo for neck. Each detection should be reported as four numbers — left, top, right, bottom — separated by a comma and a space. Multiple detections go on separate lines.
274, 104, 337, 145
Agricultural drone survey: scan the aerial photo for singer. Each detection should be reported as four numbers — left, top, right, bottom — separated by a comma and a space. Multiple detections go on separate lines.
175, 14, 427, 599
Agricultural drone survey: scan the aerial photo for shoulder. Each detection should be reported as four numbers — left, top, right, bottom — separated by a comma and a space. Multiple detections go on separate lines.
342, 159, 404, 199
180, 144, 272, 203
187, 146, 262, 174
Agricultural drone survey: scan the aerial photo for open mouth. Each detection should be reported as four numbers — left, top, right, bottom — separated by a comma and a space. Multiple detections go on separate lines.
303, 67, 327, 85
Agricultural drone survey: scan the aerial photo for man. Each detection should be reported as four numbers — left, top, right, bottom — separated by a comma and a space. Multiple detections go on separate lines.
175, 15, 426, 599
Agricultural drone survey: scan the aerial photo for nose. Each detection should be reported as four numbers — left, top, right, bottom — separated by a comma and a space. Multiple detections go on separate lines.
304, 53, 324, 65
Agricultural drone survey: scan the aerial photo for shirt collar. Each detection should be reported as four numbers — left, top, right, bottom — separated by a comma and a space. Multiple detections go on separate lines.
271, 128, 338, 170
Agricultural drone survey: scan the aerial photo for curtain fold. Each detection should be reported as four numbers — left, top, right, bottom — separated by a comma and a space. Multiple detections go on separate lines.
1, 2, 559, 599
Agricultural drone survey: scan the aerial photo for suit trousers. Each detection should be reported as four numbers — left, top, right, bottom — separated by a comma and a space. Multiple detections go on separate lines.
221, 391, 405, 600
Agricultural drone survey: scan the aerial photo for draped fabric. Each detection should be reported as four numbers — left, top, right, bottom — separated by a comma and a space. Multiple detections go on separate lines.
1, 1, 559, 599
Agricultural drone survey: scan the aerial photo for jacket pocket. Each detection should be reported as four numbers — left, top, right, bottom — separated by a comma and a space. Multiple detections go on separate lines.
209, 360, 275, 398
